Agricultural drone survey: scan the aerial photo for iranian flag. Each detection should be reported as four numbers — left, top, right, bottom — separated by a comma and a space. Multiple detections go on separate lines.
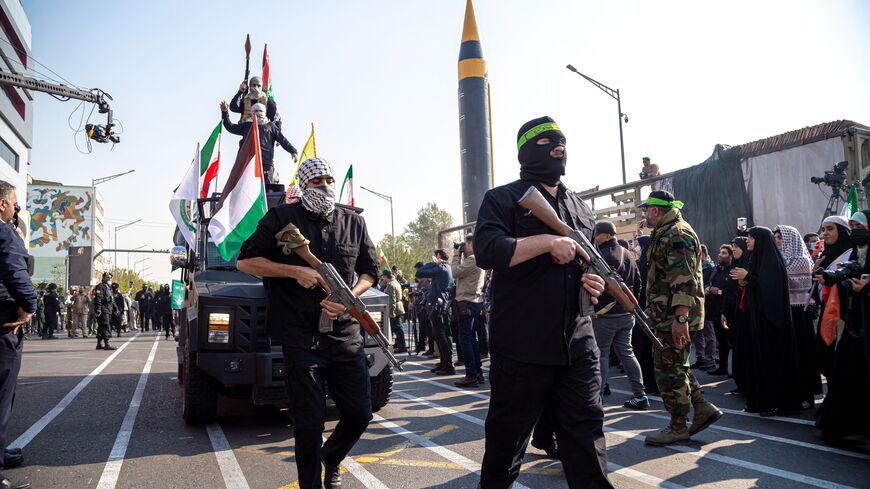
169, 144, 201, 249
378, 248, 389, 265
339, 164, 354, 206
199, 121, 222, 198
841, 184, 859, 217
262, 44, 274, 100
208, 116, 267, 260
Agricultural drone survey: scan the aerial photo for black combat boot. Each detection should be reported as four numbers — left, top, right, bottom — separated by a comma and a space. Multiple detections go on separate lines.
103, 340, 117, 351
323, 463, 341, 488
96, 339, 104, 350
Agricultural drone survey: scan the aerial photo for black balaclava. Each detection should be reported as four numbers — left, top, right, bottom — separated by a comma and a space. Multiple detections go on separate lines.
517, 116, 566, 185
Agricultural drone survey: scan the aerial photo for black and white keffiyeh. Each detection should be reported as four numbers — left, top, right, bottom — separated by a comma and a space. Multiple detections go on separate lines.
298, 158, 336, 216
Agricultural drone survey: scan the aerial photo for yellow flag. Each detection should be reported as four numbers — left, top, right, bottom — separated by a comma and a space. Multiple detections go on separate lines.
290, 123, 316, 185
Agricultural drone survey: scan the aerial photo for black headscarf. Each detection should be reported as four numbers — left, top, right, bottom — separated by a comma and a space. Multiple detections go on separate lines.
747, 227, 790, 325
731, 236, 749, 269
818, 223, 853, 270
517, 116, 566, 185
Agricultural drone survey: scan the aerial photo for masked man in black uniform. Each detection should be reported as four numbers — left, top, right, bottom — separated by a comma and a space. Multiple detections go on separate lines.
134, 285, 149, 332
474, 116, 613, 488
94, 272, 116, 350
220, 100, 297, 185
237, 157, 379, 489
111, 283, 125, 337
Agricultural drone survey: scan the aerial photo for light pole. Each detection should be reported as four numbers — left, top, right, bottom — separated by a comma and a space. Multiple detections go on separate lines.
128, 244, 147, 270
114, 219, 142, 268
566, 65, 628, 184
91, 170, 135, 283
360, 186, 395, 262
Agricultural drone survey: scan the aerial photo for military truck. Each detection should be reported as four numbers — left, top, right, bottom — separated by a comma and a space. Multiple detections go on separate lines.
171, 190, 395, 425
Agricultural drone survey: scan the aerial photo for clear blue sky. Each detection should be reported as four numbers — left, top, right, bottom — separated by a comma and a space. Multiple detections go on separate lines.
25, 0, 870, 283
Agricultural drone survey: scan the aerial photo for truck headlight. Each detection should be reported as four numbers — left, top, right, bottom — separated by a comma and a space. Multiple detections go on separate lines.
207, 312, 230, 344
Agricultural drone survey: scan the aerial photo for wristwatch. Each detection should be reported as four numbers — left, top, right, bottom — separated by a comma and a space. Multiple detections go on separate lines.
675, 315, 689, 324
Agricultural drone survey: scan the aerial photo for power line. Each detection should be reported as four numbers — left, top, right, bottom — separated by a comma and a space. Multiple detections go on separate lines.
0, 36, 83, 89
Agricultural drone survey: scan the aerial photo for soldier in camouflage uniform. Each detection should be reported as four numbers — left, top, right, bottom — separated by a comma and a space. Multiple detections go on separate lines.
640, 191, 723, 445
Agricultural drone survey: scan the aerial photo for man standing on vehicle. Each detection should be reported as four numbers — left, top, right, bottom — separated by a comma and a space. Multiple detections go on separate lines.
237, 157, 379, 489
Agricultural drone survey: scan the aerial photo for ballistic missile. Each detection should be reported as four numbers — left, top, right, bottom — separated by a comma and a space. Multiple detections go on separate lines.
458, 0, 494, 223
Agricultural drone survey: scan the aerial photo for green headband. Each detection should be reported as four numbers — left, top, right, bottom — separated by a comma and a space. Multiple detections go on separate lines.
644, 197, 684, 209
517, 122, 561, 150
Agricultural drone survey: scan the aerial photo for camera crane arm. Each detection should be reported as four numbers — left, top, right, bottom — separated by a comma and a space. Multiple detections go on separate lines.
0, 70, 119, 143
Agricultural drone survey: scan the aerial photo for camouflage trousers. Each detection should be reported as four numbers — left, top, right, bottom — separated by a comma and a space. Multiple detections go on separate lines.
654, 330, 704, 427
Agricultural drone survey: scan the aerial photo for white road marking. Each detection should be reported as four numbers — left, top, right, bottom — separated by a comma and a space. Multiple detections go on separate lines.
330, 436, 390, 489
397, 371, 862, 489
9, 332, 142, 450
608, 387, 816, 426
371, 413, 531, 489
96, 334, 160, 489
603, 406, 870, 462
206, 423, 251, 489
394, 391, 689, 489
604, 427, 856, 489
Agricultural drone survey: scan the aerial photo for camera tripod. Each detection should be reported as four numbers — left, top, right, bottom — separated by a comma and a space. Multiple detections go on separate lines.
818, 184, 845, 232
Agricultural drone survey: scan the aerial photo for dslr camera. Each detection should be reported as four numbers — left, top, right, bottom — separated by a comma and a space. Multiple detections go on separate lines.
821, 260, 864, 285
453, 242, 465, 254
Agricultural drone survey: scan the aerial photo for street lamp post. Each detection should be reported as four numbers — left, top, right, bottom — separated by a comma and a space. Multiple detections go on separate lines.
565, 65, 628, 184
129, 244, 147, 270
90, 170, 135, 284
360, 186, 395, 262
114, 219, 142, 268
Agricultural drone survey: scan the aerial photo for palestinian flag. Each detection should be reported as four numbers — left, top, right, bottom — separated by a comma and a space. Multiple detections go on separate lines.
339, 164, 354, 207
290, 123, 317, 185
208, 116, 267, 260
262, 44, 274, 100
199, 121, 222, 198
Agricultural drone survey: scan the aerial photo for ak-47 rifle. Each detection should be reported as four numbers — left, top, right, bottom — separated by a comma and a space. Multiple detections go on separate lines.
518, 186, 664, 349
243, 34, 252, 95
275, 224, 404, 370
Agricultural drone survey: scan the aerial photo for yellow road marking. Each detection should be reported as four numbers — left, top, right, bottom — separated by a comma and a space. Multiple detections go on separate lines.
278, 425, 458, 488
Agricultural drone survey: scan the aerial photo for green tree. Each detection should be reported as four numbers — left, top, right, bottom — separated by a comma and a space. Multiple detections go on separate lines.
108, 267, 160, 295
404, 202, 455, 249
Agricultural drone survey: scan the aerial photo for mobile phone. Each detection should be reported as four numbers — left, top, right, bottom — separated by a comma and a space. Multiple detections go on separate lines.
737, 217, 748, 229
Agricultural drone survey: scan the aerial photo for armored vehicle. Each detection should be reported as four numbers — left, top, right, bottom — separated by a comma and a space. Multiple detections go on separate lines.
171, 189, 395, 425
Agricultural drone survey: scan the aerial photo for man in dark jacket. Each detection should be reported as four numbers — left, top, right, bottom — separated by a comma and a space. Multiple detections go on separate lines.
156, 285, 174, 339
41, 284, 60, 340
474, 116, 612, 488
591, 222, 649, 410
415, 250, 455, 375
94, 272, 116, 350
220, 100, 297, 184
706, 245, 733, 375
111, 283, 125, 337
0, 179, 36, 488
134, 285, 149, 331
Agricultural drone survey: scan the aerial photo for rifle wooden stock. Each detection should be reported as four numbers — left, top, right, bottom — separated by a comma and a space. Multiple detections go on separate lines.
518, 186, 664, 348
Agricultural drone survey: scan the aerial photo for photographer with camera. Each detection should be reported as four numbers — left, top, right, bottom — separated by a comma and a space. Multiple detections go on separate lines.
450, 235, 486, 388
811, 215, 855, 376
415, 250, 455, 375
412, 263, 434, 355
814, 210, 870, 444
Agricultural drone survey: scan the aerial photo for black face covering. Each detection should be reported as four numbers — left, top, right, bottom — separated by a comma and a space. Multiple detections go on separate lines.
852, 228, 869, 247
517, 116, 567, 186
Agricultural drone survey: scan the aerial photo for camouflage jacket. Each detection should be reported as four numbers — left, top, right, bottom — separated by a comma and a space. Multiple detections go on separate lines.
644, 209, 704, 331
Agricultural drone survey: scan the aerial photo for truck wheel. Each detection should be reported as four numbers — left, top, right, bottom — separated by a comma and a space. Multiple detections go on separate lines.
182, 346, 218, 425
370, 365, 393, 412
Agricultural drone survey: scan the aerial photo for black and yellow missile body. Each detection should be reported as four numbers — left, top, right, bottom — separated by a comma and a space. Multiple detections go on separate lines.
457, 0, 494, 223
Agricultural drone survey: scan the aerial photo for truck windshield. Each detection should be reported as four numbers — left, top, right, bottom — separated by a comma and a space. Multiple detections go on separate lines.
204, 234, 238, 271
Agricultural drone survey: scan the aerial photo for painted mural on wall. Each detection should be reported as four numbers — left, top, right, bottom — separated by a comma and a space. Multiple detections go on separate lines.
27, 186, 93, 257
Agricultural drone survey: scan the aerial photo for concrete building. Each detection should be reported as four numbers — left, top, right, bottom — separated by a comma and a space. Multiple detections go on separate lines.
0, 0, 31, 204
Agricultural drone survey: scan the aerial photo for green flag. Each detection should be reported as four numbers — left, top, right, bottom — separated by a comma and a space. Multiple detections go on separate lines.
171, 279, 185, 310
843, 184, 859, 217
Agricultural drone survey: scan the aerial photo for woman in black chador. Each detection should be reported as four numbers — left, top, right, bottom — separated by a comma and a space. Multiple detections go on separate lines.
730, 227, 802, 415
723, 237, 749, 392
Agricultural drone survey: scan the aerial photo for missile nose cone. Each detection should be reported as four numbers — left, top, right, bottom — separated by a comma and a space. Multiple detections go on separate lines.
461, 0, 482, 42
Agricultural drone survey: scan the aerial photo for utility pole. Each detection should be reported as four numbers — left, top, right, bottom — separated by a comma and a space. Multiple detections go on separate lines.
360, 186, 396, 261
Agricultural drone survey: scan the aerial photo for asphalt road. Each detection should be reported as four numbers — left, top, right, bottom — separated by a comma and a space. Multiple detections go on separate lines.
6, 331, 870, 488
